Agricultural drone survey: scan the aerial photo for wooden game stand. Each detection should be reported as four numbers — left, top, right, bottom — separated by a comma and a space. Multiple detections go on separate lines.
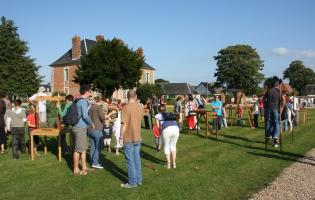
30, 96, 64, 161
230, 92, 254, 128
205, 111, 219, 140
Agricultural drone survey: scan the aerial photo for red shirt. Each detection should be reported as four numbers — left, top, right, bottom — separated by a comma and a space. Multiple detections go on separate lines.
27, 114, 36, 131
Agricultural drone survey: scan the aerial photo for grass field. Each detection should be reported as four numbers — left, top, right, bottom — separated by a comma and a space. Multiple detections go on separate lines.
0, 109, 314, 200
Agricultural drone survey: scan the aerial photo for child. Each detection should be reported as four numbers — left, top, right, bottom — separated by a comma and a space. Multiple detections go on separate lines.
153, 124, 162, 151
222, 103, 228, 128
7, 100, 27, 159
27, 106, 40, 156
112, 109, 122, 155
103, 118, 113, 153
253, 102, 259, 128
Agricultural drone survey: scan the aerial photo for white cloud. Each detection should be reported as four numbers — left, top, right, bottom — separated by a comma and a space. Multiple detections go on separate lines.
296, 50, 315, 58
271, 47, 290, 56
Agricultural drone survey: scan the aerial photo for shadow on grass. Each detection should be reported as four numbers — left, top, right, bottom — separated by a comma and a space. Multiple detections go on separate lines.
247, 152, 315, 166
220, 134, 266, 144
141, 143, 156, 151
141, 149, 165, 165
99, 155, 128, 183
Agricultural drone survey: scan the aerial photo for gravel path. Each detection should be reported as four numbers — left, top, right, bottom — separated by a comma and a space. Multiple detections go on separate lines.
250, 148, 315, 200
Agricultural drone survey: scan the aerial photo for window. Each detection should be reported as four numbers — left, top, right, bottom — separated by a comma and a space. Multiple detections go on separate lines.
64, 68, 69, 81
146, 73, 150, 83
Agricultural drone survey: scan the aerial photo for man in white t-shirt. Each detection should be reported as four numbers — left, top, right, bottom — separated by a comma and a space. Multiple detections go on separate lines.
290, 96, 299, 127
29, 92, 47, 125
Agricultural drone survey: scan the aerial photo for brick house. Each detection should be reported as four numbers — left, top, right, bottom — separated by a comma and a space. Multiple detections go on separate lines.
50, 35, 155, 101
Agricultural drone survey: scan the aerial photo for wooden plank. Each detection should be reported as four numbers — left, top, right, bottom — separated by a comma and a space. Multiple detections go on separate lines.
35, 96, 65, 101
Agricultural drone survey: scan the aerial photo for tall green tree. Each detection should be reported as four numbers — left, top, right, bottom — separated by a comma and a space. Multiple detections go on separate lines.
214, 44, 264, 95
283, 60, 315, 95
0, 16, 42, 97
74, 38, 144, 97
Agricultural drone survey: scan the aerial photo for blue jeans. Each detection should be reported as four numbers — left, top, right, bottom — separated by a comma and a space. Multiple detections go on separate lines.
212, 115, 222, 130
124, 142, 142, 185
266, 109, 280, 139
88, 130, 103, 166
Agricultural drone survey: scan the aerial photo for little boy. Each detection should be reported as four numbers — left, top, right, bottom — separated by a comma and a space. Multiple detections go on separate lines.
103, 118, 113, 152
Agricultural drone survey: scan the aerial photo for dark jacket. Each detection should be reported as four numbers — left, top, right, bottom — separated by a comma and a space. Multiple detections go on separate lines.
0, 100, 6, 128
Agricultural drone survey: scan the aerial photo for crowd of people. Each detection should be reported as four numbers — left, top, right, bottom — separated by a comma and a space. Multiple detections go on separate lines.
0, 81, 307, 188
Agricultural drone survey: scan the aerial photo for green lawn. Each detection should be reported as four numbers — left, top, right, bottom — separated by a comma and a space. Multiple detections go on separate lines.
0, 109, 315, 200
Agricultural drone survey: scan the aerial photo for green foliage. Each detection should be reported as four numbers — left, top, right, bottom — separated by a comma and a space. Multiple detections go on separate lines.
283, 60, 315, 95
74, 38, 144, 97
52, 91, 67, 97
0, 16, 42, 98
136, 83, 163, 104
214, 44, 264, 95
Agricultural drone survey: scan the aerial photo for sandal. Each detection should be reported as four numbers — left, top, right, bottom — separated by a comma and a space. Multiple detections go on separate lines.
80, 169, 87, 176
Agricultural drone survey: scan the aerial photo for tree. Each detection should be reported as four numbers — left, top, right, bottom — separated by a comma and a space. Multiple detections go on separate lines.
214, 44, 264, 95
136, 83, 163, 104
283, 60, 315, 95
0, 16, 42, 98
74, 38, 144, 97
155, 78, 169, 84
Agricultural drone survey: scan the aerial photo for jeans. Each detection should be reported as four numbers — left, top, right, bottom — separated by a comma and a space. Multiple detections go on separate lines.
266, 109, 280, 139
212, 115, 222, 130
88, 129, 103, 165
293, 111, 298, 127
11, 127, 27, 159
124, 142, 142, 185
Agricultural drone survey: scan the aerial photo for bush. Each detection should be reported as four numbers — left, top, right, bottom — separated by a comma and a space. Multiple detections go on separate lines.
136, 84, 163, 104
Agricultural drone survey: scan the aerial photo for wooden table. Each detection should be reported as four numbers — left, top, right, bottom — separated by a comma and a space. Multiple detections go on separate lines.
30, 128, 61, 161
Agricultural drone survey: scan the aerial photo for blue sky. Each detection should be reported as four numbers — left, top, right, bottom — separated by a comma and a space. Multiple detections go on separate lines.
1, 0, 315, 85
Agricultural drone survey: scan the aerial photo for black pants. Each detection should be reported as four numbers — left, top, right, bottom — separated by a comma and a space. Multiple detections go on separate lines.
11, 127, 27, 159
0, 128, 5, 145
254, 114, 259, 128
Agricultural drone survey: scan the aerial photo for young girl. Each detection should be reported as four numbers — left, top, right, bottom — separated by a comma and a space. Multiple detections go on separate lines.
27, 106, 40, 155
103, 118, 113, 153
112, 109, 122, 155
153, 124, 162, 152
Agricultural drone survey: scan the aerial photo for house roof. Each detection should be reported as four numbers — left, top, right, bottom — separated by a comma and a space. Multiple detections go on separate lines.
50, 39, 155, 70
160, 83, 196, 95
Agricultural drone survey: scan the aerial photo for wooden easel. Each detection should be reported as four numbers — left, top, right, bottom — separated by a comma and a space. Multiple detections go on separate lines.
230, 92, 254, 128
30, 96, 65, 161
205, 111, 219, 140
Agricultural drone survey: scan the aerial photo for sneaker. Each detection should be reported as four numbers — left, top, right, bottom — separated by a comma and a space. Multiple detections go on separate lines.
273, 139, 279, 148
92, 164, 104, 169
138, 182, 143, 186
120, 183, 137, 189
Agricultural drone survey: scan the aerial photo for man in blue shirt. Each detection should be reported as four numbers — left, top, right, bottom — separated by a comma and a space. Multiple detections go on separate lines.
211, 96, 222, 131
73, 84, 95, 176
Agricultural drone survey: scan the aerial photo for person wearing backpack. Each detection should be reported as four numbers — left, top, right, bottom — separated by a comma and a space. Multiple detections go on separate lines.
57, 94, 74, 155
72, 84, 95, 176
155, 105, 179, 169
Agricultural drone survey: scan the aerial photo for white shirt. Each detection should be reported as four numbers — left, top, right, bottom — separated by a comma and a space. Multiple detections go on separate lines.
29, 92, 47, 112
290, 96, 299, 111
155, 113, 164, 125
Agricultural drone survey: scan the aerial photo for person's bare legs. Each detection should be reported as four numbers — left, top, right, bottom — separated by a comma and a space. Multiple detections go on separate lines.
165, 153, 171, 169
81, 150, 87, 175
73, 152, 80, 175
171, 150, 177, 168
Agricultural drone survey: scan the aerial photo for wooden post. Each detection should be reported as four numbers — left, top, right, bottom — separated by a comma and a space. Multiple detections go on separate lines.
44, 136, 47, 155
31, 133, 34, 160
205, 113, 208, 139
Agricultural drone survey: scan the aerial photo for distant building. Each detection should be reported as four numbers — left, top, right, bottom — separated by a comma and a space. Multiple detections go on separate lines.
195, 82, 224, 96
160, 82, 196, 99
50, 35, 155, 102
38, 84, 52, 95
305, 84, 315, 96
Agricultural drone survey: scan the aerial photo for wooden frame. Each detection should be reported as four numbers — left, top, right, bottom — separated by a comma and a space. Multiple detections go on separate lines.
30, 96, 65, 161
230, 92, 254, 128
205, 111, 219, 140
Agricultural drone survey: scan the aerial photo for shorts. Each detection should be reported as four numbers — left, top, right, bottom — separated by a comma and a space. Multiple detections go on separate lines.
72, 126, 88, 153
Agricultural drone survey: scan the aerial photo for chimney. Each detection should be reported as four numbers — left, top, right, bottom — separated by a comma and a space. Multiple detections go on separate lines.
96, 35, 104, 42
136, 47, 144, 57
72, 35, 81, 60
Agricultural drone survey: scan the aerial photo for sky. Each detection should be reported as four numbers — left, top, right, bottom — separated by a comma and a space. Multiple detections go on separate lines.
1, 0, 315, 85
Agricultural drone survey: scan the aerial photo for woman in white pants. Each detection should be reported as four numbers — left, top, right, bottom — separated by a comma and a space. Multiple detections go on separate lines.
155, 105, 179, 169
